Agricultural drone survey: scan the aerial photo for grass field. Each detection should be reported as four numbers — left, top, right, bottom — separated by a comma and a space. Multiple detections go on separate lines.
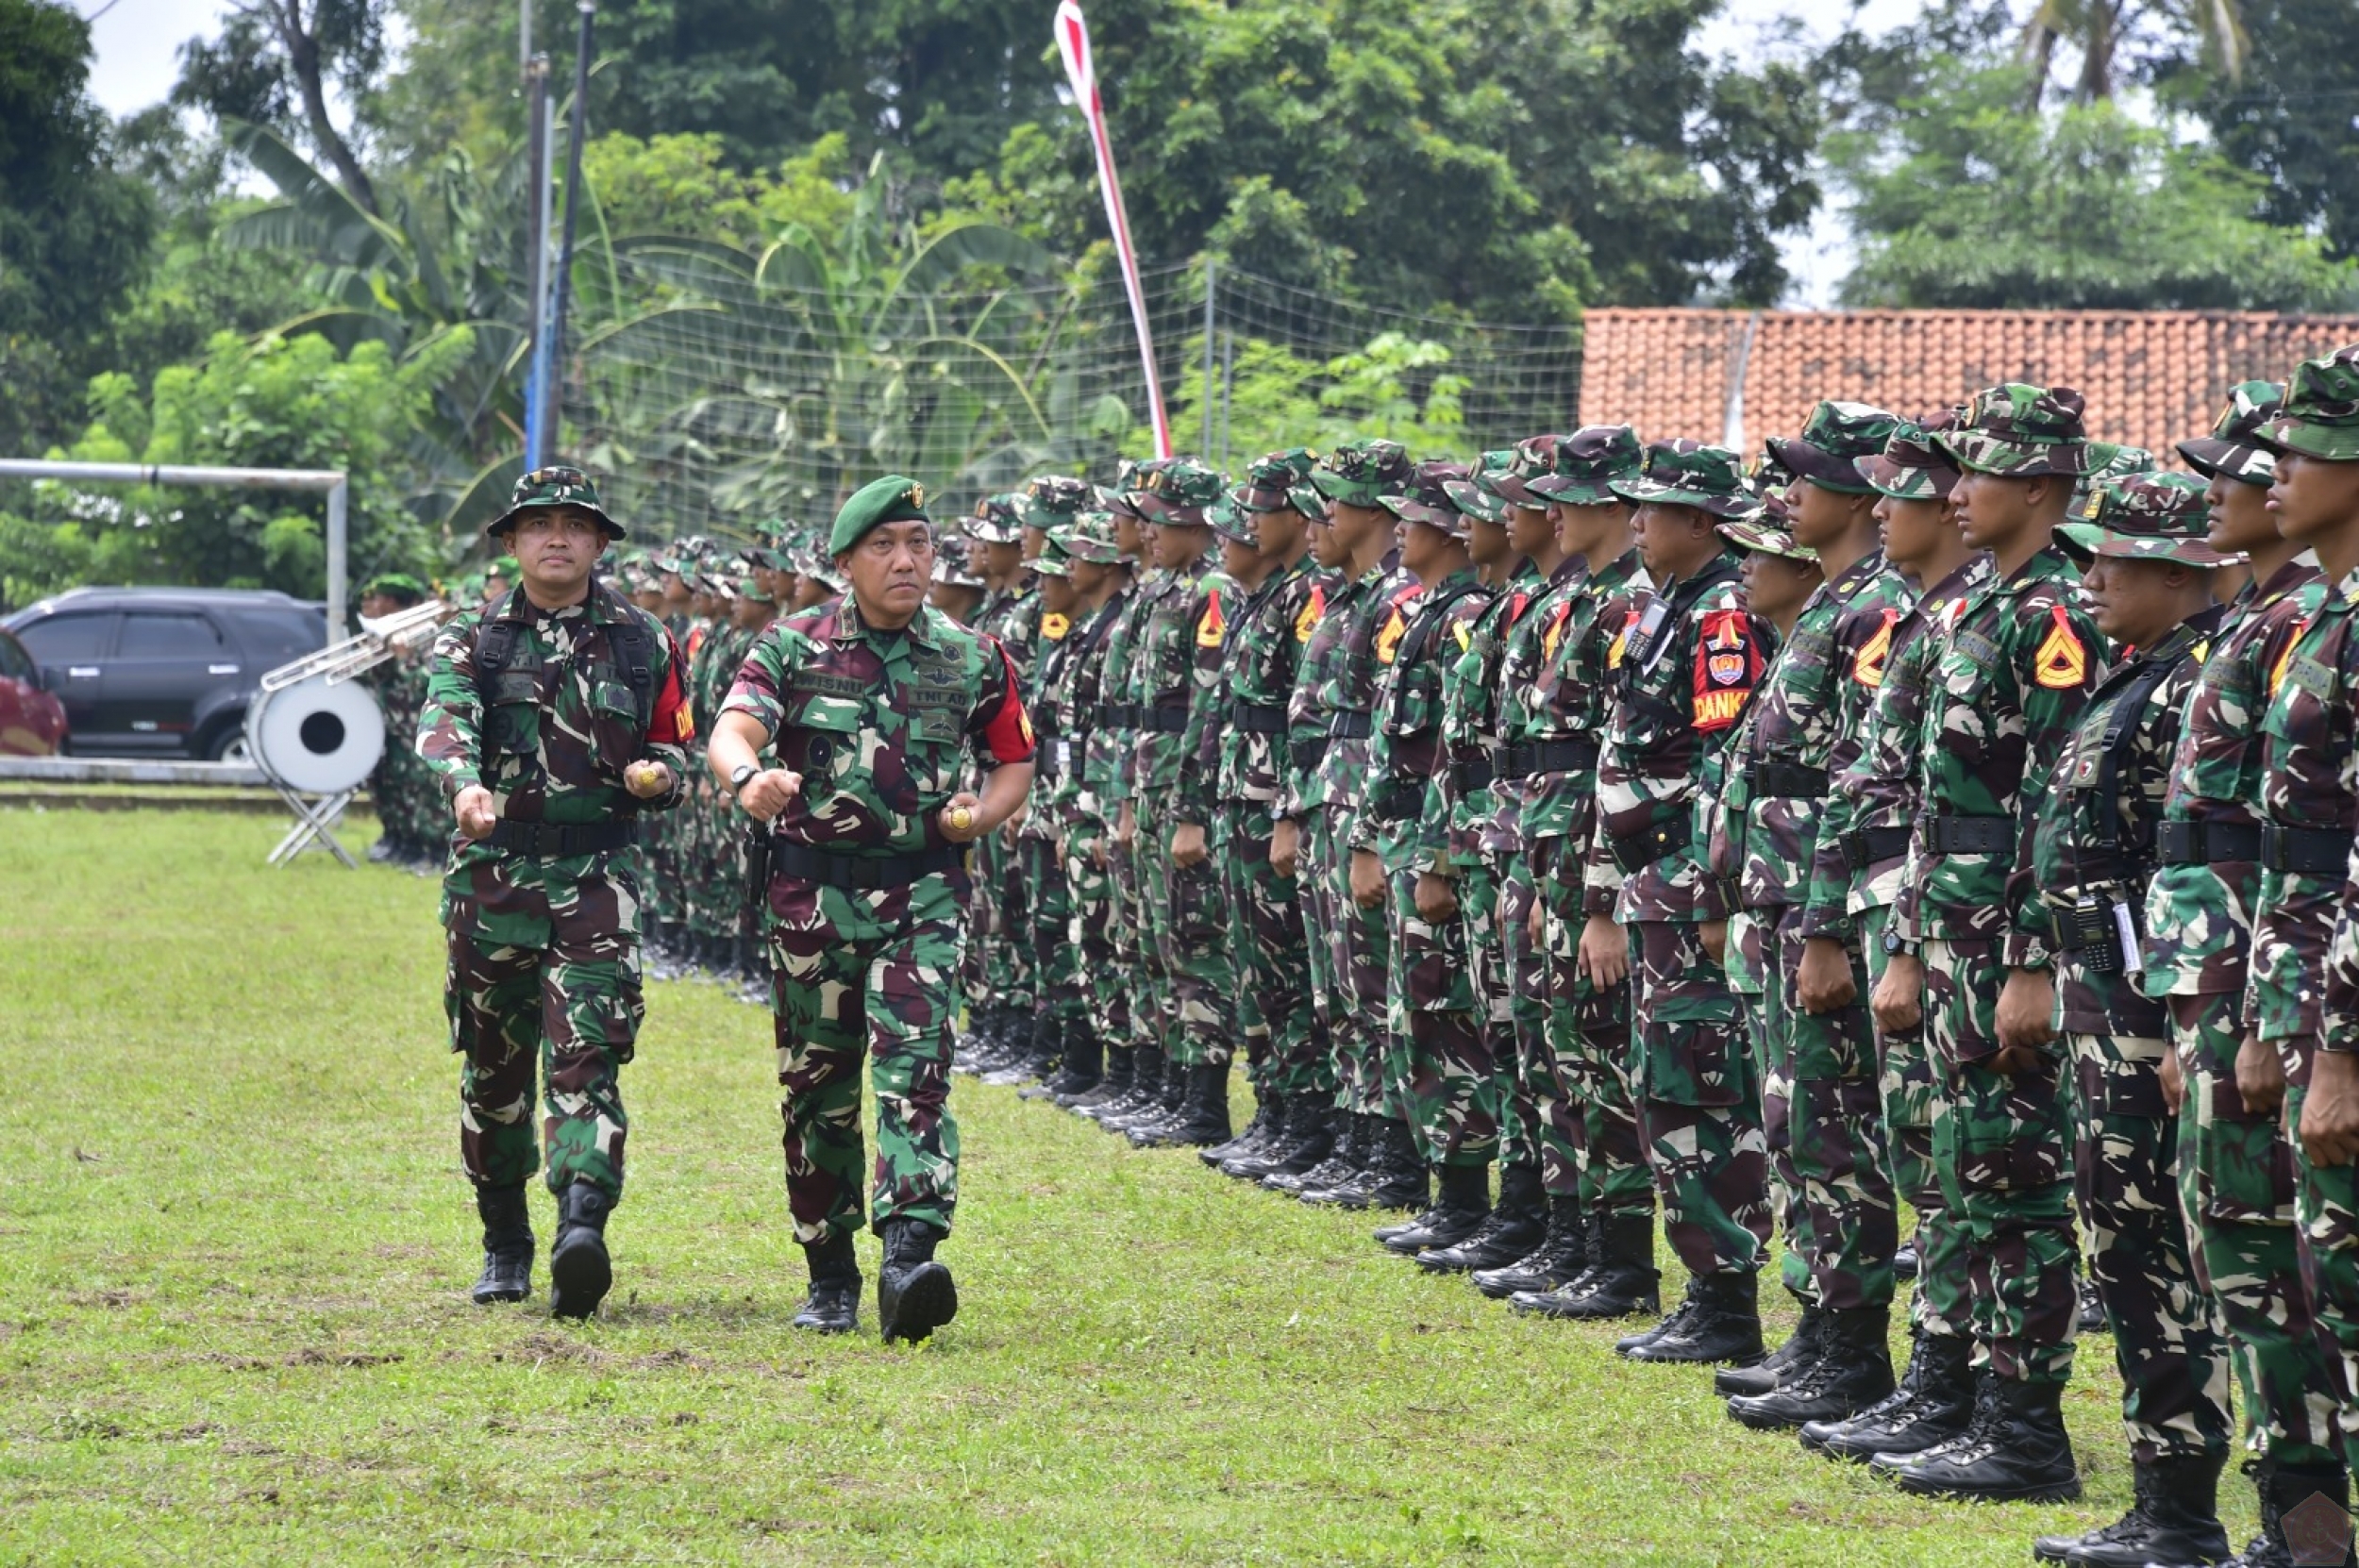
0, 807, 2227, 1565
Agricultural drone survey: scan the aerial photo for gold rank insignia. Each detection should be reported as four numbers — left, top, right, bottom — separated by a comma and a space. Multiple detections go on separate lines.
2034, 604, 2087, 690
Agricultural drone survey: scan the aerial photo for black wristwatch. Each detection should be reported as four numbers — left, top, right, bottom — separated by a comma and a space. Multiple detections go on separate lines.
728, 761, 759, 798
1882, 927, 1918, 959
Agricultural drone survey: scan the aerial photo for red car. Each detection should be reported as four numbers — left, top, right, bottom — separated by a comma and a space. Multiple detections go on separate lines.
0, 626, 67, 756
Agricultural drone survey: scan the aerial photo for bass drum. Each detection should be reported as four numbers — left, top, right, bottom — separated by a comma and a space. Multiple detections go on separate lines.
245, 673, 386, 793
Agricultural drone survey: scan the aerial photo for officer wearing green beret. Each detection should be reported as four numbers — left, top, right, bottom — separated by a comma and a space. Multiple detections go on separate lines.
706, 475, 1037, 1342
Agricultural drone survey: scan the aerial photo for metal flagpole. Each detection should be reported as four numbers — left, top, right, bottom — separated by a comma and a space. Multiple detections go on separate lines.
521, 53, 552, 468
1054, 0, 1171, 459
543, 4, 596, 466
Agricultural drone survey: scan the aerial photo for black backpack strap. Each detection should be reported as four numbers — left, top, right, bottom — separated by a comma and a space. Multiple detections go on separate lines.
471, 589, 527, 754
601, 591, 659, 730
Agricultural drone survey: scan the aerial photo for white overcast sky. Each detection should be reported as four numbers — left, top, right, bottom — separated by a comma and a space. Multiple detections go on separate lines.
79, 0, 1940, 306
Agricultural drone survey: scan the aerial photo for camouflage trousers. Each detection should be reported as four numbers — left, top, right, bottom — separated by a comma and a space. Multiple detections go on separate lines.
2286, 1078, 2359, 1475
2069, 1027, 2235, 1461
443, 848, 643, 1200
1130, 800, 1180, 1055
1304, 804, 1389, 1116
1481, 850, 1545, 1176
1860, 906, 1970, 1340
1383, 837, 1497, 1168
2171, 994, 2343, 1467
1217, 805, 1325, 1095
1732, 914, 1807, 1302
1629, 919, 1771, 1276
1020, 830, 1084, 1029
1765, 909, 1897, 1312
1535, 835, 1648, 1214
764, 871, 964, 1245
1922, 936, 2079, 1386
1143, 796, 1238, 1070
964, 826, 1033, 1015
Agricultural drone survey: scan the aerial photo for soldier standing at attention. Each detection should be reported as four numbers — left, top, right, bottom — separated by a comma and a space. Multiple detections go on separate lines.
417, 467, 694, 1318
1870, 385, 2104, 1503
707, 476, 1036, 1343
957, 494, 1040, 1068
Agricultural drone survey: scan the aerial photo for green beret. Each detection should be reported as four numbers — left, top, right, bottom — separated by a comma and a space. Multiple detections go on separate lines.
829, 475, 933, 557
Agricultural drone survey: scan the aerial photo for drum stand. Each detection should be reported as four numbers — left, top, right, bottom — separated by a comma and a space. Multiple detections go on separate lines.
263, 777, 360, 868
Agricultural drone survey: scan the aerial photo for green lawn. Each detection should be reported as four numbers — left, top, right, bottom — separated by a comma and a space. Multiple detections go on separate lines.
0, 808, 2215, 1565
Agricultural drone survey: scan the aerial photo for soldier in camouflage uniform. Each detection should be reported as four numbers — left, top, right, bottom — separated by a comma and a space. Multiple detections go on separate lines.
1869, 385, 2104, 1503
958, 494, 1040, 1068
2018, 475, 2240, 1565
1800, 416, 1994, 1464
1591, 440, 1775, 1365
2139, 383, 2347, 1566
1277, 441, 1428, 1209
710, 475, 1035, 1343
2249, 350, 2359, 1563
1716, 402, 1915, 1432
417, 466, 693, 1319
360, 573, 440, 867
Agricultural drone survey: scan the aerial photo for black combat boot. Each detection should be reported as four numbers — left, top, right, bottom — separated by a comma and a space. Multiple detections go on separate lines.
1717, 1300, 1824, 1398
2221, 1458, 2355, 1568
791, 1230, 861, 1334
984, 1008, 1060, 1087
980, 1007, 1036, 1076
1201, 1084, 1278, 1167
1419, 1163, 1547, 1274
1727, 1305, 1896, 1430
1878, 1372, 2080, 1502
1893, 1242, 1919, 1280
1804, 1327, 1974, 1462
1024, 1017, 1100, 1102
1473, 1196, 1591, 1299
1268, 1109, 1363, 1193
2032, 1452, 2230, 1566
547, 1181, 614, 1321
1104, 1048, 1180, 1132
876, 1217, 959, 1344
1623, 1271, 1764, 1365
951, 1003, 1000, 1073
470, 1182, 534, 1304
1087, 1043, 1162, 1124
1066, 1043, 1131, 1110
2080, 1275, 2107, 1334
1167, 1061, 1236, 1147
1231, 1098, 1334, 1182
1513, 1212, 1660, 1321
1114, 1053, 1189, 1140
1379, 1163, 1489, 1254
1314, 1117, 1427, 1211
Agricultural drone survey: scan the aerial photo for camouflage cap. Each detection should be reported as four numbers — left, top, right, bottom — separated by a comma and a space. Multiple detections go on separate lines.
2178, 380, 2283, 485
493, 464, 624, 540
1494, 434, 1565, 509
1310, 439, 1414, 508
1380, 460, 1473, 540
2072, 442, 2156, 516
2059, 471, 2240, 567
932, 552, 986, 590
1288, 482, 1328, 524
1611, 439, 1761, 521
1098, 459, 1167, 521
1445, 450, 1518, 525
1766, 400, 1902, 495
1936, 384, 2089, 477
967, 492, 1029, 544
1029, 543, 1074, 579
2259, 346, 2359, 462
1233, 448, 1319, 512
827, 474, 931, 556
1717, 516, 1818, 563
1020, 475, 1094, 530
1528, 425, 1645, 505
1207, 492, 1259, 545
1135, 458, 1227, 525
737, 569, 778, 603
1854, 411, 1963, 500
1050, 511, 1126, 564
360, 572, 429, 606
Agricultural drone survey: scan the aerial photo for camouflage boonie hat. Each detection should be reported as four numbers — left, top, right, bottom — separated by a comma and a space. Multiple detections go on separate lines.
493, 464, 624, 539
1855, 412, 1963, 500
1207, 492, 1259, 544
2077, 441, 2155, 499
2259, 346, 2359, 461
1234, 448, 1318, 512
1446, 450, 1518, 525
737, 568, 777, 603
1020, 475, 1094, 530
1766, 400, 1901, 495
1050, 511, 1126, 564
1529, 425, 1645, 505
2179, 380, 2283, 485
1029, 543, 1074, 579
1097, 459, 1168, 521
1135, 458, 1227, 525
1380, 460, 1473, 539
1936, 383, 2089, 477
1311, 439, 1414, 507
2060, 472, 2240, 566
1611, 439, 1761, 521
968, 492, 1029, 544
1717, 517, 1818, 563
932, 552, 985, 590
1495, 435, 1565, 509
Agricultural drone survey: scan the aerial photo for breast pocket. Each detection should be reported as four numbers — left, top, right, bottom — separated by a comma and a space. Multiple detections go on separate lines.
902, 706, 966, 804
488, 669, 543, 756
792, 698, 866, 800
587, 677, 643, 773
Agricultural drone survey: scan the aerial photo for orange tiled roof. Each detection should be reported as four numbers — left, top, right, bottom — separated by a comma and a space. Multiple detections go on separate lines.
1577, 308, 2359, 460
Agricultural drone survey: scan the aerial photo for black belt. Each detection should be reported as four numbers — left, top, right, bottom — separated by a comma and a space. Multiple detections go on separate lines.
1369, 776, 1427, 823
1139, 705, 1190, 734
2154, 820, 2261, 865
1095, 703, 1139, 728
1328, 710, 1372, 741
1923, 813, 2012, 855
1450, 759, 1495, 792
486, 819, 637, 858
1747, 761, 1829, 799
1840, 826, 1912, 872
1231, 702, 1287, 734
1608, 815, 1692, 874
2261, 824, 2356, 875
1501, 738, 1598, 778
1291, 737, 1330, 772
769, 841, 971, 890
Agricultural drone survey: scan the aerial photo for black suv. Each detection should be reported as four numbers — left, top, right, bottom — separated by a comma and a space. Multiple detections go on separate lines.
3, 588, 326, 759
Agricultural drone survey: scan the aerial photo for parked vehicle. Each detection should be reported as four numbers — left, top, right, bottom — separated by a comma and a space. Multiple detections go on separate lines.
0, 626, 68, 756
3, 588, 326, 760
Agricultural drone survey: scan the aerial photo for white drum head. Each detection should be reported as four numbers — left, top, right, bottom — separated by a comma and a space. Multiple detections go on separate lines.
247, 675, 385, 793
